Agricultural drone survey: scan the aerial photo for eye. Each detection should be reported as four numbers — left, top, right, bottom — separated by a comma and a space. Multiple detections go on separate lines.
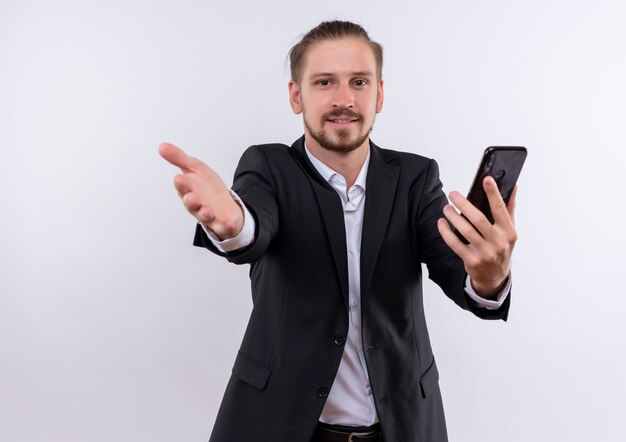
316, 79, 331, 87
353, 79, 368, 87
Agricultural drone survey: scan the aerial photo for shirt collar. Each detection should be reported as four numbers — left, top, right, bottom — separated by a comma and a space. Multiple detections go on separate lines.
304, 142, 370, 191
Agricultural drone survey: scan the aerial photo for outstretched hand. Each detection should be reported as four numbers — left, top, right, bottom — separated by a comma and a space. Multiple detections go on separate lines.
437, 176, 518, 298
159, 143, 243, 240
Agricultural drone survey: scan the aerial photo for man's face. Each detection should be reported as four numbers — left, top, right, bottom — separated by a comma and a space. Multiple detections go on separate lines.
289, 37, 384, 154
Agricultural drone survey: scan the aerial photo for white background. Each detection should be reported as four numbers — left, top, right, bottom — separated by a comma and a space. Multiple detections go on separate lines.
1, 1, 625, 441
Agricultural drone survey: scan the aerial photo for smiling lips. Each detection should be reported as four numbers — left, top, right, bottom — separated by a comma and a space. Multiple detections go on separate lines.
326, 115, 360, 125
324, 108, 362, 126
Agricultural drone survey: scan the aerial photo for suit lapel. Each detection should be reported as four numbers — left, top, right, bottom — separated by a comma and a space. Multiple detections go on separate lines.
360, 142, 400, 296
289, 137, 400, 306
290, 137, 349, 305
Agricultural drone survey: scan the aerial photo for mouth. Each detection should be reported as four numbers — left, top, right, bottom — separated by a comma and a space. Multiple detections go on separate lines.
326, 117, 359, 126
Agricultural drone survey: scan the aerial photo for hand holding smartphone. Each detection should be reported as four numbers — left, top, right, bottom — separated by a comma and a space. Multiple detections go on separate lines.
453, 146, 527, 243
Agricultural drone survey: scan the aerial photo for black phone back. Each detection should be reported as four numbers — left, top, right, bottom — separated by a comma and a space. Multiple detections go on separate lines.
467, 146, 527, 224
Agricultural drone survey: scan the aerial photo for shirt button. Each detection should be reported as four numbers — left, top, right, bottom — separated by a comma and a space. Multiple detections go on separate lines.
350, 298, 359, 308
333, 333, 346, 346
317, 386, 329, 398
347, 252, 352, 261
366, 387, 372, 395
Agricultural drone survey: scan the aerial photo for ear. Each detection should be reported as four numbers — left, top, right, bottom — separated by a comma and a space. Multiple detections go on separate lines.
288, 80, 303, 114
376, 78, 384, 113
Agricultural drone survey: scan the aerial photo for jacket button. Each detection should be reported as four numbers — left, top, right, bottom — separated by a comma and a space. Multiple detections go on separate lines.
333, 333, 346, 346
317, 386, 329, 398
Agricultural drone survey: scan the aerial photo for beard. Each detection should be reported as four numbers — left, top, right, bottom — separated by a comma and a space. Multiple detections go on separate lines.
304, 107, 374, 154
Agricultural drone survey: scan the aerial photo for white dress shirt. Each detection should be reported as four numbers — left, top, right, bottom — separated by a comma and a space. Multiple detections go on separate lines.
204, 144, 510, 426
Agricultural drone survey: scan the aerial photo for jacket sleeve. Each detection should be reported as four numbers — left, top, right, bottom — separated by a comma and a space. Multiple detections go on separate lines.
193, 145, 279, 265
415, 158, 510, 321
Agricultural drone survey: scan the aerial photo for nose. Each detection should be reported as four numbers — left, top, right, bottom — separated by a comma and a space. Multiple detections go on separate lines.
332, 82, 354, 108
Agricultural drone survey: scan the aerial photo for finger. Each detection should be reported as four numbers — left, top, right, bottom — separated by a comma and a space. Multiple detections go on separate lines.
173, 174, 192, 197
159, 142, 193, 172
507, 185, 518, 224
197, 207, 216, 225
182, 192, 202, 212
442, 204, 485, 247
437, 218, 473, 262
448, 191, 494, 240
483, 176, 512, 227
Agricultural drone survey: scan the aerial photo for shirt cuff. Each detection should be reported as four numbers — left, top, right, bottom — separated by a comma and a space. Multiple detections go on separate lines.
201, 190, 256, 253
464, 274, 511, 310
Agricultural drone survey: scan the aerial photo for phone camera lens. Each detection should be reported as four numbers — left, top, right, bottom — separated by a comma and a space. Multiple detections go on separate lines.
485, 154, 496, 172
495, 170, 505, 180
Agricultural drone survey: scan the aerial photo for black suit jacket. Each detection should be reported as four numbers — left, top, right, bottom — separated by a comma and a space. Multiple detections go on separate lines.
194, 136, 510, 442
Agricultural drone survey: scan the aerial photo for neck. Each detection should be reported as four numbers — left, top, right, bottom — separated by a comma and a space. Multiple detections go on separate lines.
304, 135, 369, 188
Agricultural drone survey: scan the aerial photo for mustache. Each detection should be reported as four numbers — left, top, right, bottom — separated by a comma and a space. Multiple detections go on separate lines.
323, 108, 362, 120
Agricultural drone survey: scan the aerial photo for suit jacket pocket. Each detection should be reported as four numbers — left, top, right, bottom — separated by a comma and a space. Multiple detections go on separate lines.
419, 357, 440, 399
232, 352, 272, 390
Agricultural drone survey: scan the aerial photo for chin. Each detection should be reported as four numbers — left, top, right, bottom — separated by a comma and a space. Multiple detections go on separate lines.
305, 118, 372, 153
321, 134, 369, 153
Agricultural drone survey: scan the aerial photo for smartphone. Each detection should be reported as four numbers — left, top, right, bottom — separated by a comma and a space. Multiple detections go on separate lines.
453, 146, 527, 243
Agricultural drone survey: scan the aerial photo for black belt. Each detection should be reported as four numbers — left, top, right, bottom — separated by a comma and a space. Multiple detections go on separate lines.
312, 422, 383, 442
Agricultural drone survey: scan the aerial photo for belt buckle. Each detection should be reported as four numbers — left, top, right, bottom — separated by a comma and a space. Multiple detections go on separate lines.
348, 431, 374, 442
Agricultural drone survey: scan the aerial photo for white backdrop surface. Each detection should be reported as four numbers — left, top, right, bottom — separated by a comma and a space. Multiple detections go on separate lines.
1, 1, 625, 441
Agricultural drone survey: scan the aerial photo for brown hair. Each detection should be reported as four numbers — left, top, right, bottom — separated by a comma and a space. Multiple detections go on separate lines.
288, 21, 383, 83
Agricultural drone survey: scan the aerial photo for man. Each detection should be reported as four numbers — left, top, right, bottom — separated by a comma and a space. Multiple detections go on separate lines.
160, 21, 516, 442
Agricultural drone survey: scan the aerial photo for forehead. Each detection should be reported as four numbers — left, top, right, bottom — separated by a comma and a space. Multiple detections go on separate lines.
302, 37, 377, 78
